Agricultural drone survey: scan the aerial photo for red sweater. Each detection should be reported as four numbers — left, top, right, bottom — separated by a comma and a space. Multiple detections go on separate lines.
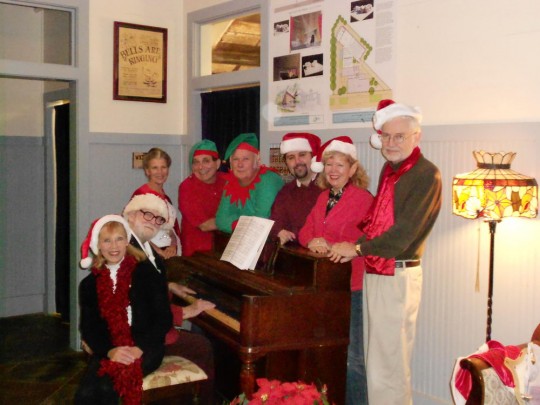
270, 178, 322, 238
178, 173, 226, 256
299, 184, 373, 291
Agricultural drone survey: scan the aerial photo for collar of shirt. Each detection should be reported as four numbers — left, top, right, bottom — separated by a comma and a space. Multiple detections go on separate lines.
295, 174, 317, 188
131, 233, 160, 272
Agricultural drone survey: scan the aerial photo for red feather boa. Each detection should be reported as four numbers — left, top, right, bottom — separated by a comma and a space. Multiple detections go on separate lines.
92, 255, 143, 404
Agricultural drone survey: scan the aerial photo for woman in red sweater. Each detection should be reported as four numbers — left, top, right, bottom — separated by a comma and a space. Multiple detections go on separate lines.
299, 136, 373, 405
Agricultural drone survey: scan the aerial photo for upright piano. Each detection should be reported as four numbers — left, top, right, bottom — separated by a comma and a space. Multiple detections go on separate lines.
165, 232, 351, 404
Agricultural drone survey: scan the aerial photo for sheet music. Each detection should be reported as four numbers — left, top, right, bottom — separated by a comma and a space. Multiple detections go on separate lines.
221, 216, 274, 270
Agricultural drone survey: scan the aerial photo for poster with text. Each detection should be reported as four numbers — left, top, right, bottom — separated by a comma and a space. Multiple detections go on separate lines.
268, 0, 394, 130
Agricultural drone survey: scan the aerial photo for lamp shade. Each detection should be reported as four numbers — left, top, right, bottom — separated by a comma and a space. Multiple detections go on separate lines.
452, 151, 538, 220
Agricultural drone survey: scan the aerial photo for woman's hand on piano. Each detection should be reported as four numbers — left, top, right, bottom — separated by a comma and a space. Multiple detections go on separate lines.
307, 237, 331, 254
168, 282, 197, 299
182, 299, 216, 320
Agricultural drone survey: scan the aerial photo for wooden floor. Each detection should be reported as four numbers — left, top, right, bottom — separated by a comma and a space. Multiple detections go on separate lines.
0, 313, 86, 404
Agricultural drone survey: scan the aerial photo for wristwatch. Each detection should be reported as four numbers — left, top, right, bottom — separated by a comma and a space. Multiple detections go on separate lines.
355, 243, 363, 256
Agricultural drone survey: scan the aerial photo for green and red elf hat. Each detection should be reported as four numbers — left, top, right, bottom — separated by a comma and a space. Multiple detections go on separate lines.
189, 139, 220, 164
224, 133, 259, 162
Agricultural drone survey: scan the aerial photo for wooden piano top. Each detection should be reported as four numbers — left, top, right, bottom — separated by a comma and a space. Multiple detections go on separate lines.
166, 231, 351, 294
165, 231, 351, 352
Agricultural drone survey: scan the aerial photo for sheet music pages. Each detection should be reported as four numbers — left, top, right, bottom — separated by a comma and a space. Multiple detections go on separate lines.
220, 216, 275, 270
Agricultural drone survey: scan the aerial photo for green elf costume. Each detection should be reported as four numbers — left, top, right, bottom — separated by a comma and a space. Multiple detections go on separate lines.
216, 133, 284, 233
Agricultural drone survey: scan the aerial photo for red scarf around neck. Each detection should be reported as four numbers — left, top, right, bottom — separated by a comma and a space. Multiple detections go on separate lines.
362, 147, 421, 276
92, 254, 143, 405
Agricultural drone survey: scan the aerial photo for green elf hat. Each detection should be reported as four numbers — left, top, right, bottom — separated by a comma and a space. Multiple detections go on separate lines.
189, 139, 220, 164
224, 133, 259, 161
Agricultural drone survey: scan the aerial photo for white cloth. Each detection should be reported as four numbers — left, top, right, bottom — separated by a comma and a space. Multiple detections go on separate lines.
365, 265, 422, 405
105, 258, 132, 325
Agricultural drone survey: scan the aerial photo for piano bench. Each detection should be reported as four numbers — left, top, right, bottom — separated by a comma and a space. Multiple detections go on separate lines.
142, 355, 208, 404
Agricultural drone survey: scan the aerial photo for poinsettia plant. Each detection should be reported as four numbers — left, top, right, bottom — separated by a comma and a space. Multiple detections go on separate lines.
229, 378, 332, 405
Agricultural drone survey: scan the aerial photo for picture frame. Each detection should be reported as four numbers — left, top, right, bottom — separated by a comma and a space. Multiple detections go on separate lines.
113, 21, 168, 103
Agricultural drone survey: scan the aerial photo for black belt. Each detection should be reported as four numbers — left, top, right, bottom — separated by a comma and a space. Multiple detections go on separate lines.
395, 260, 421, 268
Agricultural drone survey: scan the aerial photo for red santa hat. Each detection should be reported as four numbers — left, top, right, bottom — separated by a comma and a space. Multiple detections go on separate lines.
122, 193, 169, 223
311, 136, 357, 173
370, 99, 423, 149
80, 214, 132, 269
279, 132, 321, 155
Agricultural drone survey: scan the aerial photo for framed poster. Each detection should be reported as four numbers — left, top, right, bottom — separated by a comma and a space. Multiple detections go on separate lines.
113, 21, 168, 103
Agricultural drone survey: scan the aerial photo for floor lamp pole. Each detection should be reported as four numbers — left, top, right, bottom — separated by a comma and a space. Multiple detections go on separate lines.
486, 220, 498, 342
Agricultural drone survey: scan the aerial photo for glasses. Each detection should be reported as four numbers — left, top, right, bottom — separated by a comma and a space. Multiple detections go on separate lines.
378, 131, 418, 144
139, 210, 166, 225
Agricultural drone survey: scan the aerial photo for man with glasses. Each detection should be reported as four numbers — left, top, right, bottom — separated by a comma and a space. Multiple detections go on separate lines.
123, 193, 215, 404
330, 99, 442, 404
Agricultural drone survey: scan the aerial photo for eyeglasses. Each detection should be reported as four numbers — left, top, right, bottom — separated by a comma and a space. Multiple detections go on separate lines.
378, 131, 418, 144
139, 210, 166, 225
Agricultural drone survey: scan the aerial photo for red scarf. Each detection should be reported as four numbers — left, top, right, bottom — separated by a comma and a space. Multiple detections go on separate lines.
455, 340, 522, 400
92, 255, 143, 405
362, 147, 421, 276
223, 165, 272, 207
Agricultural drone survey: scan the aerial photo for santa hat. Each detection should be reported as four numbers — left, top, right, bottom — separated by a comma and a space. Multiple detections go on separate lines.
311, 136, 357, 173
80, 215, 131, 269
161, 201, 178, 231
224, 133, 259, 161
122, 193, 169, 223
280, 132, 321, 155
370, 99, 423, 149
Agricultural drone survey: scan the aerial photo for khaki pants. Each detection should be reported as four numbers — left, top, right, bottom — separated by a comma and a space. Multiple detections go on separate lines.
365, 266, 422, 405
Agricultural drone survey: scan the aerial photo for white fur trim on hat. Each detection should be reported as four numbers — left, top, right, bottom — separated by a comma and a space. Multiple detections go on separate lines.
122, 194, 169, 222
311, 158, 324, 173
324, 139, 357, 160
161, 201, 178, 231
373, 103, 423, 131
370, 133, 383, 150
280, 138, 311, 154
80, 215, 132, 269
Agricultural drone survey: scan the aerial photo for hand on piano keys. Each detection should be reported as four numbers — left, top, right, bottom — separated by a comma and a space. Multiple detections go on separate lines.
182, 297, 216, 320
168, 281, 217, 319
181, 294, 241, 332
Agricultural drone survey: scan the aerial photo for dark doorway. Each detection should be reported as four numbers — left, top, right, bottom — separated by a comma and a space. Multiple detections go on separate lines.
200, 86, 260, 160
54, 103, 70, 322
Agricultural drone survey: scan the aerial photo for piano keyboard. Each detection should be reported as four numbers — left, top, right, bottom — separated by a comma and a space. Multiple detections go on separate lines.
181, 294, 241, 332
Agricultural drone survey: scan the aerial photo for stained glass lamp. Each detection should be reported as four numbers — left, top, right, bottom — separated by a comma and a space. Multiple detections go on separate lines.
452, 151, 537, 342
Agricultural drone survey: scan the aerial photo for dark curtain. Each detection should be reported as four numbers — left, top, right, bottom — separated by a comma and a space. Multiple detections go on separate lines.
54, 103, 70, 322
201, 86, 260, 162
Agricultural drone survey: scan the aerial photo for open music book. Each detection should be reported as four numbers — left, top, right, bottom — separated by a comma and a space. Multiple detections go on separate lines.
220, 216, 275, 270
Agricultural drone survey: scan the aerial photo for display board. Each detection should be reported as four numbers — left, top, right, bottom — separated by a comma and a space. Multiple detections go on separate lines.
267, 0, 395, 130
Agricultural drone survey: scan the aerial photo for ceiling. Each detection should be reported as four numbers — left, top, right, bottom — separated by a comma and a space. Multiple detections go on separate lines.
212, 13, 261, 74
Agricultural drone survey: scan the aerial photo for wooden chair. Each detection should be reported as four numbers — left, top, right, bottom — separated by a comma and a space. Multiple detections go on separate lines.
459, 324, 540, 405
142, 355, 208, 404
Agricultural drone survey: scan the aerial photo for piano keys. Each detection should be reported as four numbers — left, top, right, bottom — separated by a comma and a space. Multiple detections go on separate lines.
165, 231, 351, 404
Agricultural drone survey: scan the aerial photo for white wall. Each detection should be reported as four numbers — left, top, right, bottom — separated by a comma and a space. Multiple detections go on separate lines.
396, 0, 540, 125
88, 0, 185, 135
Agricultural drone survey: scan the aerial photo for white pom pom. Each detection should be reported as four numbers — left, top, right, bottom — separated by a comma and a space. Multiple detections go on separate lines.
80, 257, 93, 269
311, 161, 324, 173
370, 133, 382, 149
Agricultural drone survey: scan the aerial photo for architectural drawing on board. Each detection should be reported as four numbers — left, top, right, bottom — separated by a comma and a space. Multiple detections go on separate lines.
274, 81, 324, 125
329, 15, 391, 110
